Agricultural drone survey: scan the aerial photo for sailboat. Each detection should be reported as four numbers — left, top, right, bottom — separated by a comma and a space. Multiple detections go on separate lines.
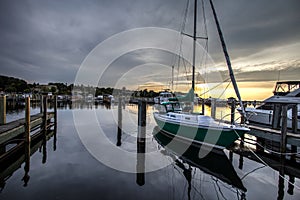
153, 0, 250, 149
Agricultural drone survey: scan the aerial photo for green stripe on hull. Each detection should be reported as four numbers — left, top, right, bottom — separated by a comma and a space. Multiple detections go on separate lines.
154, 116, 244, 148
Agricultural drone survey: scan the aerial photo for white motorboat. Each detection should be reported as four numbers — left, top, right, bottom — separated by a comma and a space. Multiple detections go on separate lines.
154, 91, 173, 104
239, 81, 300, 129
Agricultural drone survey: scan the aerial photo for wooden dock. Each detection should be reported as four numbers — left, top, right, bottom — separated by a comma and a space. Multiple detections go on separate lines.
235, 102, 300, 160
0, 95, 57, 188
0, 95, 57, 154
247, 124, 300, 147
0, 112, 54, 145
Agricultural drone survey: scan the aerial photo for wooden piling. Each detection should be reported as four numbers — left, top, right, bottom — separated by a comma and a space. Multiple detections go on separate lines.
291, 104, 298, 161
53, 95, 57, 151
136, 100, 146, 185
54, 95, 57, 123
24, 97, 31, 181
25, 97, 31, 144
0, 96, 6, 125
0, 96, 6, 153
291, 104, 298, 133
122, 87, 126, 109
211, 98, 216, 119
230, 99, 236, 124
40, 94, 43, 113
272, 104, 282, 129
43, 95, 47, 132
117, 97, 122, 146
201, 99, 205, 115
240, 101, 247, 124
138, 100, 146, 143
280, 105, 288, 154
240, 134, 245, 148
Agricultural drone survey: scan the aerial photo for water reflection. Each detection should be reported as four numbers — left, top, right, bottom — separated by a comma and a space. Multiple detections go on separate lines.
0, 128, 57, 190
2, 104, 300, 199
153, 127, 247, 199
230, 147, 300, 200
136, 139, 145, 186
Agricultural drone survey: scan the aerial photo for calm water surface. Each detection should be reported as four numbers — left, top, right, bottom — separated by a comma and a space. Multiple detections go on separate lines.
1, 104, 299, 200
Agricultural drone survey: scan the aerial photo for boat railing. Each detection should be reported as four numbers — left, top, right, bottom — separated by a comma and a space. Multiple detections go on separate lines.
217, 113, 233, 125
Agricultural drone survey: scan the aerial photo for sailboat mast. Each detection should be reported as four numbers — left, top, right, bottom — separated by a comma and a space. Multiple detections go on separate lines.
171, 65, 174, 91
208, 0, 246, 117
192, 0, 197, 91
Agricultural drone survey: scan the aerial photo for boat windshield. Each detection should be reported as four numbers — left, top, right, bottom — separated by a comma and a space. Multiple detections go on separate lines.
161, 102, 181, 112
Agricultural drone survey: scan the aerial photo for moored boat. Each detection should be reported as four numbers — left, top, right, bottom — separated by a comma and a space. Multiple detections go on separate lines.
154, 91, 173, 104
154, 101, 249, 149
153, 0, 250, 149
238, 81, 300, 128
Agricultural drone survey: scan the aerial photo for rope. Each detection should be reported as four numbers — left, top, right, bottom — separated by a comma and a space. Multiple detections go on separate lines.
198, 78, 230, 97
217, 81, 231, 99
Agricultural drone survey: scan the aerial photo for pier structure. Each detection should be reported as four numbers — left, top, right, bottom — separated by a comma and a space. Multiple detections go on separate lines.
0, 95, 57, 157
237, 99, 300, 160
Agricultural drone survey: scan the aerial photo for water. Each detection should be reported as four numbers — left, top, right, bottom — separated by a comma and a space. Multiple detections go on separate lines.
1, 104, 299, 199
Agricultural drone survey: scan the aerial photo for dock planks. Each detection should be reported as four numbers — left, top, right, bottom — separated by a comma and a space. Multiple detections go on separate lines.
0, 112, 54, 145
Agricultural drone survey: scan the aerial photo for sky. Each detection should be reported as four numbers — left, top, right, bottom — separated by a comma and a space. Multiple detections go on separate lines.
0, 0, 299, 100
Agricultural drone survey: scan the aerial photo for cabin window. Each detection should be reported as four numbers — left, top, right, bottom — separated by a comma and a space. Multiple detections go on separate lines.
185, 117, 190, 120
166, 104, 173, 112
170, 115, 176, 118
173, 103, 180, 110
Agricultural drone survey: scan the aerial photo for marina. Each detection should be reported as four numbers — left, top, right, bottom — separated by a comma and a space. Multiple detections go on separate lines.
0, 102, 300, 199
0, 0, 299, 199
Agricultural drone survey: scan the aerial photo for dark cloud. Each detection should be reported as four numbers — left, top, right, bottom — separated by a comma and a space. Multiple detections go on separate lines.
0, 0, 299, 85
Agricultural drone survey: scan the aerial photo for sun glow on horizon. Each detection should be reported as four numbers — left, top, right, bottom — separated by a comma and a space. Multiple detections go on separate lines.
134, 80, 275, 101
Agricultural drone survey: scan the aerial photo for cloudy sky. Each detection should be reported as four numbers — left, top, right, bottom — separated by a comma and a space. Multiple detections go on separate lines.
0, 0, 299, 99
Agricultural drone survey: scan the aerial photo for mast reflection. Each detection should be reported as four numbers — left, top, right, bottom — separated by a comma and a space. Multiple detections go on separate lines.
153, 127, 247, 199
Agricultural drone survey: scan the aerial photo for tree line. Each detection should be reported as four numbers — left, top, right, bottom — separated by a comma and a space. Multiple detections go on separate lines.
0, 75, 161, 97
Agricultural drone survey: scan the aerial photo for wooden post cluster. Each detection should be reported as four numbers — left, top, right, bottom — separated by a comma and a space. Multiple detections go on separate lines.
0, 95, 6, 125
